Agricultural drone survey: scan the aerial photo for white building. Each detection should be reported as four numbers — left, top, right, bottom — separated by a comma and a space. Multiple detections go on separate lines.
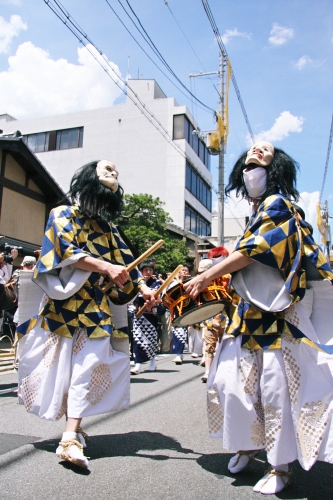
0, 79, 213, 240
211, 211, 248, 254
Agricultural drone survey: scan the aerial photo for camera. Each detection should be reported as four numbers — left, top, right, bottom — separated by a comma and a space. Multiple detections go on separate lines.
0, 243, 23, 254
0, 243, 24, 263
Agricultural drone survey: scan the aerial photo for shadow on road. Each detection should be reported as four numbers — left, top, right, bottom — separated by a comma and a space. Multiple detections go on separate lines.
0, 383, 18, 398
130, 378, 157, 384
197, 452, 333, 500
34, 431, 195, 463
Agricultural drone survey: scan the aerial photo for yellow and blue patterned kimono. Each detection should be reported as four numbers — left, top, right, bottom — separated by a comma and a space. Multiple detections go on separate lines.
226, 194, 333, 350
22, 205, 145, 339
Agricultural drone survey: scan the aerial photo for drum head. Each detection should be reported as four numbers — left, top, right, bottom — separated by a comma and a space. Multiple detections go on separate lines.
172, 302, 225, 327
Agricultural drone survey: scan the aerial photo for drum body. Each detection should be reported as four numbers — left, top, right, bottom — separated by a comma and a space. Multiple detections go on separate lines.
162, 276, 231, 326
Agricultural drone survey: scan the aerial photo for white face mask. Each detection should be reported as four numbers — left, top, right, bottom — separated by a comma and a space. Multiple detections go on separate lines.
96, 160, 119, 192
245, 141, 274, 167
243, 166, 267, 199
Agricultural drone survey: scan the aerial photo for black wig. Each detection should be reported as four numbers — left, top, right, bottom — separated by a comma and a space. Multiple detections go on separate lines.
67, 161, 124, 220
225, 147, 300, 202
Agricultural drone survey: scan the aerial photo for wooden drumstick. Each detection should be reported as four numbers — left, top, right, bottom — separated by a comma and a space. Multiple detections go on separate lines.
102, 239, 164, 292
135, 264, 183, 319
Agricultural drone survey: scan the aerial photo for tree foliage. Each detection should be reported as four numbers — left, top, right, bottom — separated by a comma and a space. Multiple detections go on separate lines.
115, 193, 190, 275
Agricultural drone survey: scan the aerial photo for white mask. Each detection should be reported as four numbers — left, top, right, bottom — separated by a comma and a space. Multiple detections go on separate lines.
245, 141, 274, 167
96, 160, 119, 192
243, 167, 267, 199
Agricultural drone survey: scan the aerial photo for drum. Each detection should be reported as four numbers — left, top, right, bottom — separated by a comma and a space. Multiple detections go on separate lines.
162, 276, 231, 327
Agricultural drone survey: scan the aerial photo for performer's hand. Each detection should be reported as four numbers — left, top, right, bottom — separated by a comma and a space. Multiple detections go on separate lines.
183, 273, 211, 299
104, 264, 129, 289
140, 284, 161, 308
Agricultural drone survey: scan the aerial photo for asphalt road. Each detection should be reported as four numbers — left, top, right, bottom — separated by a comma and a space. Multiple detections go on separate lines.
0, 353, 333, 500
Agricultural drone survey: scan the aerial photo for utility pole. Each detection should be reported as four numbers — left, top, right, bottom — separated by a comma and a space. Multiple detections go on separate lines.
189, 50, 226, 245
323, 201, 331, 264
218, 51, 226, 246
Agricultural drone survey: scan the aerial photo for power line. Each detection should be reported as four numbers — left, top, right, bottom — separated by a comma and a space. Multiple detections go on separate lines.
320, 113, 333, 202
43, 0, 196, 168
103, 0, 212, 115
107, 0, 215, 114
164, 1, 207, 72
163, 1, 221, 103
201, 0, 255, 142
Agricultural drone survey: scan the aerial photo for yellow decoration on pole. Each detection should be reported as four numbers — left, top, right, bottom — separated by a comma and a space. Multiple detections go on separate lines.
206, 57, 232, 154
224, 59, 232, 147
207, 111, 224, 155
317, 202, 327, 244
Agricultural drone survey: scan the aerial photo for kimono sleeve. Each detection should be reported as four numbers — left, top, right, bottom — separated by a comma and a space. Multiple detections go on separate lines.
32, 205, 90, 300
232, 195, 301, 311
107, 224, 145, 305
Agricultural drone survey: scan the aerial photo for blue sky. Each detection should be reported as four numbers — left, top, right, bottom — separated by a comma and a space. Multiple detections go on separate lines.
0, 0, 333, 237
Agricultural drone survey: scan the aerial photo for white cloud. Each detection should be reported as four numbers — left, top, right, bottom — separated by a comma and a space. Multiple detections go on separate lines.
295, 55, 313, 70
0, 0, 22, 4
298, 191, 321, 241
269, 23, 294, 45
253, 111, 304, 143
220, 28, 251, 45
0, 15, 27, 53
0, 42, 124, 119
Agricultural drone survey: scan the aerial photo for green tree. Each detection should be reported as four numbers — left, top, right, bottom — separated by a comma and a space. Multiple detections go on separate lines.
116, 193, 189, 274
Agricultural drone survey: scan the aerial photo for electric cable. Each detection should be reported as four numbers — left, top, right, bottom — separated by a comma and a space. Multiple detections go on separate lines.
320, 113, 333, 202
108, 0, 215, 113
103, 0, 212, 115
43, 0, 196, 168
201, 0, 254, 142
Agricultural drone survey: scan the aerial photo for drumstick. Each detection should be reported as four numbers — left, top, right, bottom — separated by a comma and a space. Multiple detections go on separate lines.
102, 239, 164, 292
135, 264, 183, 319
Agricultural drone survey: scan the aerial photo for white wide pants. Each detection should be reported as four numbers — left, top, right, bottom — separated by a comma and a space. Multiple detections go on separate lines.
18, 319, 130, 421
207, 332, 333, 470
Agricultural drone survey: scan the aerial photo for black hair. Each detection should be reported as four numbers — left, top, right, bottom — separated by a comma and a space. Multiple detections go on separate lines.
225, 147, 300, 202
182, 263, 191, 271
67, 161, 123, 220
139, 261, 154, 271
293, 204, 305, 220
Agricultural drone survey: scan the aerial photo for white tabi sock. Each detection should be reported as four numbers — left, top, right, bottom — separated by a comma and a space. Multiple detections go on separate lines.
148, 358, 156, 371
56, 432, 77, 455
56, 431, 89, 469
228, 450, 260, 473
253, 463, 290, 495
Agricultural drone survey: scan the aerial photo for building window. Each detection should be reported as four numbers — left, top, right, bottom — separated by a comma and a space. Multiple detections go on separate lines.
23, 127, 84, 152
185, 162, 212, 211
56, 127, 83, 150
23, 132, 49, 153
185, 204, 211, 237
173, 114, 211, 171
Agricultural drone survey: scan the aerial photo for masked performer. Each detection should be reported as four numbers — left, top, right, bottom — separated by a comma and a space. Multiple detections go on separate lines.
18, 160, 157, 469
184, 142, 333, 495
131, 261, 162, 374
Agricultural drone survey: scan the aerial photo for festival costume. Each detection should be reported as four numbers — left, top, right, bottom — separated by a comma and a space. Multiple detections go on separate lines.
187, 323, 204, 356
18, 204, 145, 421
171, 325, 187, 357
132, 276, 161, 366
207, 194, 333, 473
201, 313, 227, 382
